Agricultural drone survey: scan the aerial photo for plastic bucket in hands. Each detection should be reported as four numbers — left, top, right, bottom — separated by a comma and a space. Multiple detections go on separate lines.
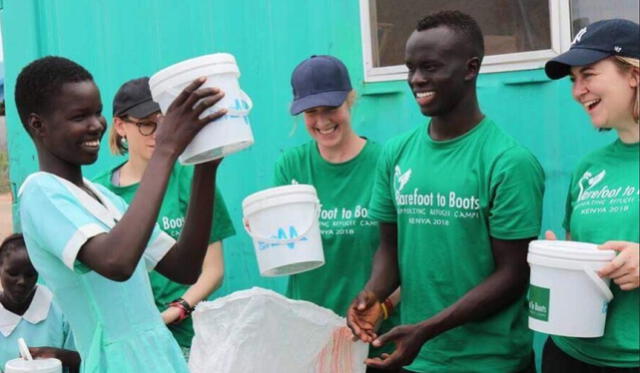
242, 185, 324, 277
149, 53, 254, 165
4, 359, 62, 373
527, 240, 616, 338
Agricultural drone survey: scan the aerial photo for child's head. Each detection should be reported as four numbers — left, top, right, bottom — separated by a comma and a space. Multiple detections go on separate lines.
0, 234, 38, 306
15, 56, 107, 166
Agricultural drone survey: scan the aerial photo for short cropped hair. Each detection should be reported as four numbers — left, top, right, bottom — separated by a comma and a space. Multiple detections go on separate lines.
0, 233, 26, 264
15, 56, 93, 134
416, 10, 485, 63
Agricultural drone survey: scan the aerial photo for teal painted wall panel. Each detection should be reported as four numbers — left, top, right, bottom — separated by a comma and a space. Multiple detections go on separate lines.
1, 4, 617, 361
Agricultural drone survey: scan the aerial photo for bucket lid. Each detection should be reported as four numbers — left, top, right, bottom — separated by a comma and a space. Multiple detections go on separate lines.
149, 53, 239, 91
242, 184, 318, 210
528, 240, 616, 261
5, 358, 61, 372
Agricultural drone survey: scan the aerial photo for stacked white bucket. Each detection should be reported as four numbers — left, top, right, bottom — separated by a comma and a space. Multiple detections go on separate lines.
527, 240, 616, 337
4, 359, 62, 373
242, 185, 324, 277
149, 53, 254, 165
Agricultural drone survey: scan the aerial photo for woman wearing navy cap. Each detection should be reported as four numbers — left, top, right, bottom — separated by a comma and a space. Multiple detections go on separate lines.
273, 55, 400, 372
544, 18, 639, 372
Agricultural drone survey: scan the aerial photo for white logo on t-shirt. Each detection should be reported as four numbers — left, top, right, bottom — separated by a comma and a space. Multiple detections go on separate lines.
578, 170, 606, 200
394, 166, 412, 194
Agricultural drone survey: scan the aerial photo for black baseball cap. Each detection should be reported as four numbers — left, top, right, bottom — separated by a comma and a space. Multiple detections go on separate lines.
112, 77, 161, 118
290, 55, 352, 115
545, 19, 640, 79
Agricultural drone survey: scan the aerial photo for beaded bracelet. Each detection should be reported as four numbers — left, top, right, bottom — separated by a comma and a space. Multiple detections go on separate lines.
380, 298, 394, 320
168, 298, 195, 323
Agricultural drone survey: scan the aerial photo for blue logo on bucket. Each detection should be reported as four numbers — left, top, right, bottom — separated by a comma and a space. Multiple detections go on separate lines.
225, 98, 250, 124
258, 225, 308, 250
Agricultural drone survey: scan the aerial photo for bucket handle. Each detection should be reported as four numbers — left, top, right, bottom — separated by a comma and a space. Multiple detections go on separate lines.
243, 202, 320, 244
168, 87, 253, 116
583, 265, 614, 302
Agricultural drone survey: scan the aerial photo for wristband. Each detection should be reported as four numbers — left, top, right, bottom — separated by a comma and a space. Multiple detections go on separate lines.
381, 298, 394, 320
168, 298, 195, 323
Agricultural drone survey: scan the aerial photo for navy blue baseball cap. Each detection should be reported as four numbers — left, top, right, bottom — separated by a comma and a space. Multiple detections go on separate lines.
290, 55, 352, 115
545, 19, 640, 80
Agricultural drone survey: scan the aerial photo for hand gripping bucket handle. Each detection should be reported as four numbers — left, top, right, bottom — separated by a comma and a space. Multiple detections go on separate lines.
583, 265, 614, 301
243, 203, 321, 244
168, 87, 253, 116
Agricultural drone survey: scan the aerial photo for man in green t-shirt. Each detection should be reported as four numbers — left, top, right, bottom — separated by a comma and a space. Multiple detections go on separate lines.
347, 11, 544, 373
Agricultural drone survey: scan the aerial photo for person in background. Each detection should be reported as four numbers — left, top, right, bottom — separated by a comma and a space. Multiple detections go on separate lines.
0, 233, 80, 372
274, 55, 400, 372
93, 77, 235, 359
543, 18, 639, 373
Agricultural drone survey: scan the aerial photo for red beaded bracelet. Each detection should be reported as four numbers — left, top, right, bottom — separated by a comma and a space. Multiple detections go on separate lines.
168, 298, 195, 323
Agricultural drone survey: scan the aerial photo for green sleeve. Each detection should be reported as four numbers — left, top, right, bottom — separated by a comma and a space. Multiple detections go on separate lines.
177, 165, 235, 243
562, 174, 575, 234
489, 147, 545, 240
368, 144, 397, 223
273, 153, 289, 186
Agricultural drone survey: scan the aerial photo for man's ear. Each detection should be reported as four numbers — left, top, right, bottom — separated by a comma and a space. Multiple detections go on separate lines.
465, 57, 481, 81
27, 113, 45, 137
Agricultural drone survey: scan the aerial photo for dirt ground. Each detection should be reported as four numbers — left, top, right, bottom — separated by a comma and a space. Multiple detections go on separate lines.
0, 192, 13, 239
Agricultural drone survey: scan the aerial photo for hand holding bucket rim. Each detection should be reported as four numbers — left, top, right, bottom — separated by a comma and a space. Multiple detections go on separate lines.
153, 77, 227, 158
167, 86, 252, 117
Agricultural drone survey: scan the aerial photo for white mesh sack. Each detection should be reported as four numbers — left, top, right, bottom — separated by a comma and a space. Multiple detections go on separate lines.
189, 287, 369, 373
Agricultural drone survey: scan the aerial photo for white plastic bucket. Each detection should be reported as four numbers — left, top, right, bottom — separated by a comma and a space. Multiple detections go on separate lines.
527, 240, 616, 338
149, 53, 254, 165
4, 359, 62, 373
242, 185, 324, 277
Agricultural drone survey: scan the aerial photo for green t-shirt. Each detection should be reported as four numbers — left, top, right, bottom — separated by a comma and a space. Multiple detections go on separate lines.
369, 118, 544, 373
274, 140, 400, 355
93, 162, 236, 347
554, 139, 640, 368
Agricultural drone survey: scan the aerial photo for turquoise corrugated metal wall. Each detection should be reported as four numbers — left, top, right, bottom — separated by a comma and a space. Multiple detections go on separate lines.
0, 0, 617, 366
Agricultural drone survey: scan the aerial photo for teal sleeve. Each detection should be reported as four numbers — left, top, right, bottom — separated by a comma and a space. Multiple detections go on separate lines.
368, 145, 397, 223
20, 177, 108, 273
489, 147, 545, 239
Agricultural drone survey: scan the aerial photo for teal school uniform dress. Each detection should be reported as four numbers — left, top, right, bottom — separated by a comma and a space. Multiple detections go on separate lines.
0, 285, 75, 371
19, 172, 188, 373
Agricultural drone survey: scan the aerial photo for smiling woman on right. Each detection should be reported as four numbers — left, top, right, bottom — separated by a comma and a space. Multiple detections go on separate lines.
544, 18, 639, 373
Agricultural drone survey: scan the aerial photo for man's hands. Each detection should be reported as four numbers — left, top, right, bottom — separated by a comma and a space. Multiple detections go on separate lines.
347, 290, 384, 343
365, 323, 430, 370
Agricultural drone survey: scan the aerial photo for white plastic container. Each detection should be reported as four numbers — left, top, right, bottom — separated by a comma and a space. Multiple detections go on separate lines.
527, 240, 616, 337
4, 359, 62, 373
242, 185, 324, 277
149, 53, 254, 165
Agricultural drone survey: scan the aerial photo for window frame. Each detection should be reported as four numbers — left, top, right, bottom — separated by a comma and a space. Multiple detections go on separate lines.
359, 0, 573, 82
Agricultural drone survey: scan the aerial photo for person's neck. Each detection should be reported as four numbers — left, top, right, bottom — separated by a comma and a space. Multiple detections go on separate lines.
118, 155, 149, 186
0, 291, 35, 316
317, 132, 366, 163
428, 93, 484, 141
616, 119, 640, 144
37, 151, 83, 187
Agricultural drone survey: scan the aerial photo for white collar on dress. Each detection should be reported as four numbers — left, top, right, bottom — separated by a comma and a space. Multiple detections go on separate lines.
0, 285, 53, 337
19, 171, 123, 228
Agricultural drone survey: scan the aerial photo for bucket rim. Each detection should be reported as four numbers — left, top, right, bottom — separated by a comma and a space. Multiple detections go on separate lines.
150, 53, 238, 89
528, 240, 616, 261
242, 184, 318, 209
